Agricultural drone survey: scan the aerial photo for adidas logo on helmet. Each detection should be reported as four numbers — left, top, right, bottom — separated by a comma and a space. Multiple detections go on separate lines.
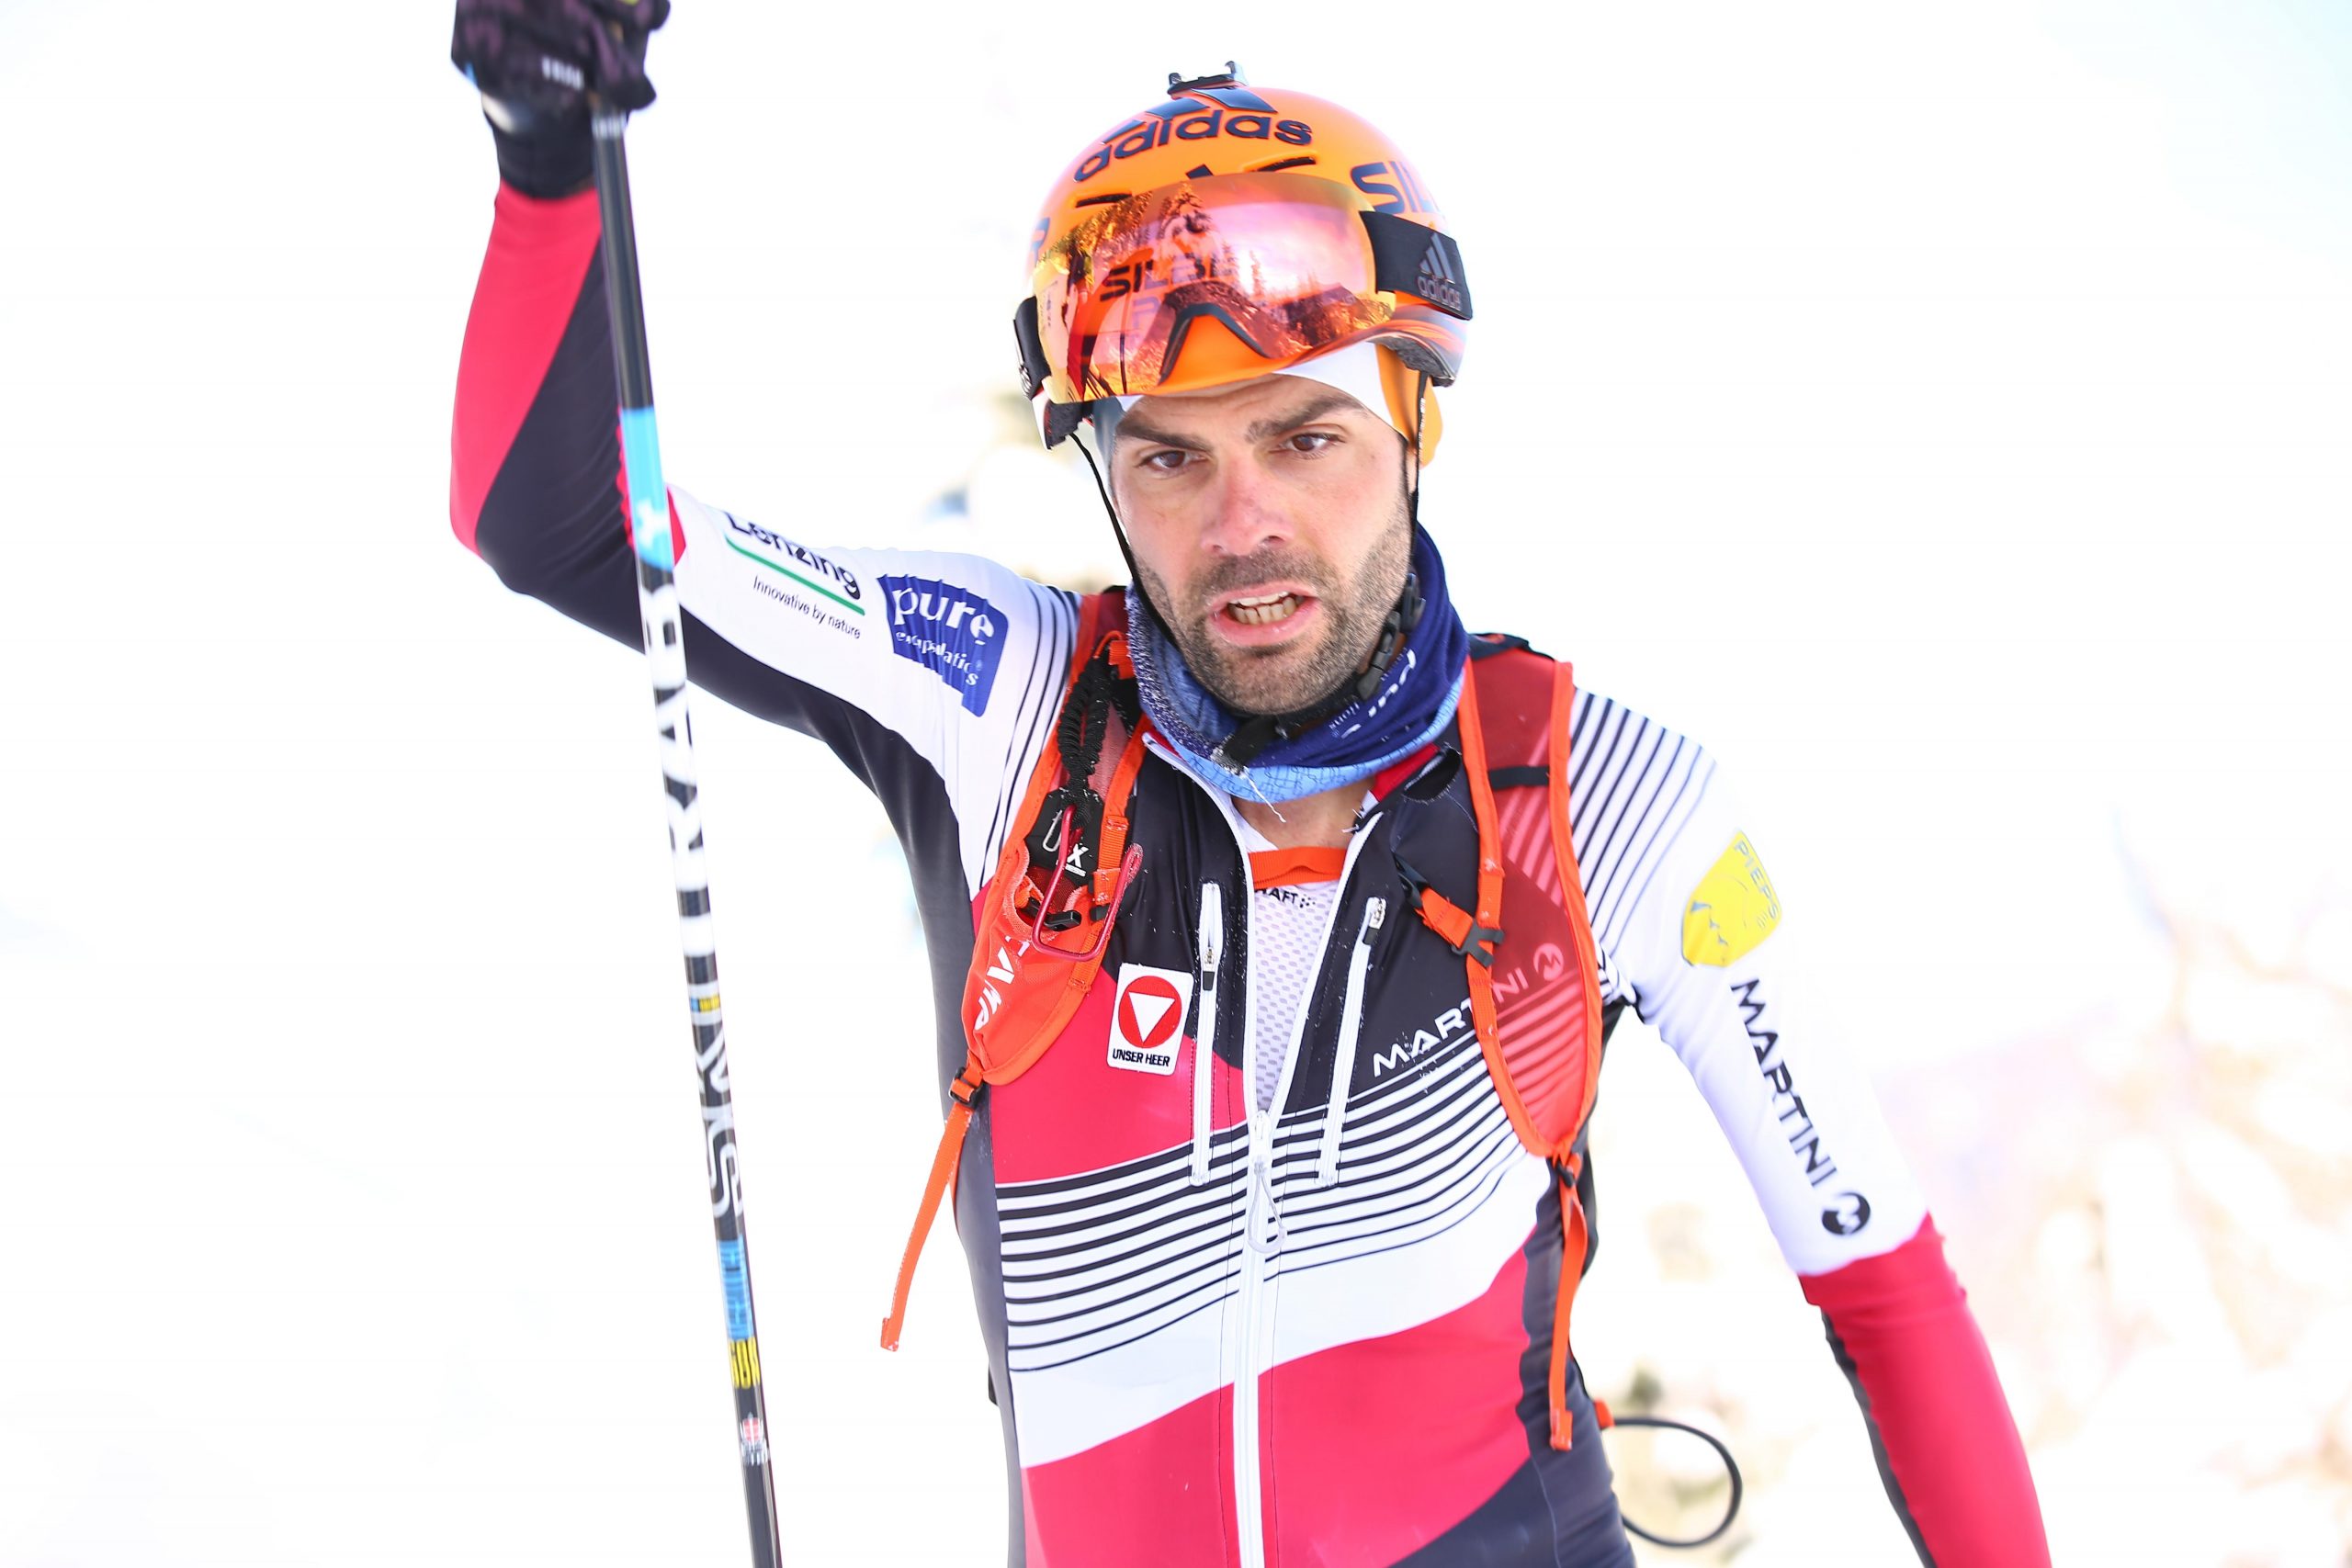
1416, 234, 1465, 315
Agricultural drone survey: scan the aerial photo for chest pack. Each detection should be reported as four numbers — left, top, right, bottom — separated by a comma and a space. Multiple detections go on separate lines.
881, 591, 1612, 1452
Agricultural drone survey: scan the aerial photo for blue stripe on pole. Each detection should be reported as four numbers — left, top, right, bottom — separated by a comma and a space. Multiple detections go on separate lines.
718, 1238, 752, 1338
618, 405, 673, 570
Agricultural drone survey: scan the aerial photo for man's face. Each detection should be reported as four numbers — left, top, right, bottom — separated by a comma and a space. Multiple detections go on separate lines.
1111, 374, 1412, 718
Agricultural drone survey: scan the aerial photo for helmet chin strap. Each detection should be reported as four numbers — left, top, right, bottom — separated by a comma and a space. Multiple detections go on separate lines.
1071, 372, 1432, 773
1070, 426, 1153, 615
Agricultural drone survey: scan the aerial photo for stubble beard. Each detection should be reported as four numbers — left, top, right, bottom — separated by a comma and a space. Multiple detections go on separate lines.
1138, 485, 1414, 719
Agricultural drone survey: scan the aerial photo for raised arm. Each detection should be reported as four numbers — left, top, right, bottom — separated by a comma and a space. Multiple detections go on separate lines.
446, 13, 1078, 898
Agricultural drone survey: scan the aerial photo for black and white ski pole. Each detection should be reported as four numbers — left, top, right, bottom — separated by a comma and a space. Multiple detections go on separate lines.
589, 105, 785, 1568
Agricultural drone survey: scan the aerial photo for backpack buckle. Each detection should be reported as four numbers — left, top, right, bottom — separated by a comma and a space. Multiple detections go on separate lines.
1394, 853, 1505, 967
1451, 918, 1506, 967
1026, 842, 1143, 964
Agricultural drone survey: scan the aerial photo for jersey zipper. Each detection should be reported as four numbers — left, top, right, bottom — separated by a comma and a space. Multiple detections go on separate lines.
1189, 880, 1222, 1187
1315, 897, 1386, 1188
1142, 734, 1385, 1568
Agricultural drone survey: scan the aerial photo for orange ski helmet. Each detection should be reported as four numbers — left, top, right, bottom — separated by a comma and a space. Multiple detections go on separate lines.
1014, 68, 1471, 458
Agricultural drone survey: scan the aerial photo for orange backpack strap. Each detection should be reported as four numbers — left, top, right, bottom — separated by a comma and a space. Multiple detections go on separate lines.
883, 591, 1148, 1351
1445, 637, 1609, 1450
1552, 1156, 1600, 1448
961, 590, 1146, 1079
880, 1068, 979, 1351
1450, 648, 1604, 1158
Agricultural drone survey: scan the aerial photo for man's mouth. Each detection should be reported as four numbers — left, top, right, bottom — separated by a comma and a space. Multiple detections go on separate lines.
1222, 591, 1306, 627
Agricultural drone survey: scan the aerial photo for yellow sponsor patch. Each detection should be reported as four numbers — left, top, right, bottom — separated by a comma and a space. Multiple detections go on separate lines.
1680, 833, 1782, 966
729, 1337, 762, 1390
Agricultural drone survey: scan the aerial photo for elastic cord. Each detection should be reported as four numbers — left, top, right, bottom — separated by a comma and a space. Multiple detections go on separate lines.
1071, 432, 1160, 635
1607, 1414, 1745, 1549
1408, 370, 1428, 529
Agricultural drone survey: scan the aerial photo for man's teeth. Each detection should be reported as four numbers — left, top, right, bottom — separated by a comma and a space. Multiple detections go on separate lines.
1226, 592, 1301, 626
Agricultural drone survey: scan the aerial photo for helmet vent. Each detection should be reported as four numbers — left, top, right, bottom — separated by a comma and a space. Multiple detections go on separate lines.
1247, 155, 1318, 174
1072, 193, 1131, 209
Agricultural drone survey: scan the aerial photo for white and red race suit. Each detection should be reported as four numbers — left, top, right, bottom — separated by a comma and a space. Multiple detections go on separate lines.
450, 182, 2050, 1567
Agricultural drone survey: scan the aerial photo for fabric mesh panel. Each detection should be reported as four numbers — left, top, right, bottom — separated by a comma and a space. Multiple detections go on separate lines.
1250, 880, 1340, 1111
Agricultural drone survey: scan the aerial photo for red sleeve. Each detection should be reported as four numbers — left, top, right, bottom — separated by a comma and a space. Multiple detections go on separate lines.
1799, 1215, 2050, 1566
449, 183, 604, 553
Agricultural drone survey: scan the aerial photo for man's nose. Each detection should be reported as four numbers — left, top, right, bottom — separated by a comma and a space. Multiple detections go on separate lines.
1199, 462, 1290, 558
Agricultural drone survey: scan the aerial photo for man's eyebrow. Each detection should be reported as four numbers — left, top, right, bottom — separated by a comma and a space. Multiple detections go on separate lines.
1110, 413, 1206, 452
1114, 390, 1369, 454
1242, 391, 1365, 445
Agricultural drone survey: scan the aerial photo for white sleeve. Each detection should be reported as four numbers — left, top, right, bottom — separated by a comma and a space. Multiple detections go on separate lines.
668, 487, 1079, 895
1568, 690, 1931, 1275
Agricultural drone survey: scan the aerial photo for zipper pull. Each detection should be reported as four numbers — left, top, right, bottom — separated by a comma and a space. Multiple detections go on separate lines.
1190, 882, 1223, 1187
1245, 1155, 1283, 1257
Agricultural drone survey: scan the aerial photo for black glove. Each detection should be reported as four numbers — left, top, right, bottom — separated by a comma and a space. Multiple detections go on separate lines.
451, 0, 671, 197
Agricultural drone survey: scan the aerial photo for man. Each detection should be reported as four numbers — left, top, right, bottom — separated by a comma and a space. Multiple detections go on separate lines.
448, 4, 2051, 1562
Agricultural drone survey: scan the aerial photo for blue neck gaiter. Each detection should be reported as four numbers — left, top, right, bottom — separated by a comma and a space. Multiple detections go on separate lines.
1127, 525, 1468, 805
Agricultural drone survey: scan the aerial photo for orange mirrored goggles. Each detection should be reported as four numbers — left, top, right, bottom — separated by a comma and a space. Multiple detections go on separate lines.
1015, 173, 1472, 446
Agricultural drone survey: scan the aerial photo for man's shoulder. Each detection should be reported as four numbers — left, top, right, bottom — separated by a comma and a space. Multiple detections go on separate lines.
1564, 686, 1712, 764
1455, 637, 1718, 775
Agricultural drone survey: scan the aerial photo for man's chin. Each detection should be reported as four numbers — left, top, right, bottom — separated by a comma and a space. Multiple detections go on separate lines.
1193, 647, 1348, 720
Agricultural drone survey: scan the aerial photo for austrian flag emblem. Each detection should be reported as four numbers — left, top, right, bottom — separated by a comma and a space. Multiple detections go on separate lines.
1106, 964, 1194, 1076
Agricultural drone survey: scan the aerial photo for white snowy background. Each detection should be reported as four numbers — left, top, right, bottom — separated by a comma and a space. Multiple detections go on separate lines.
3, 1, 2348, 1563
